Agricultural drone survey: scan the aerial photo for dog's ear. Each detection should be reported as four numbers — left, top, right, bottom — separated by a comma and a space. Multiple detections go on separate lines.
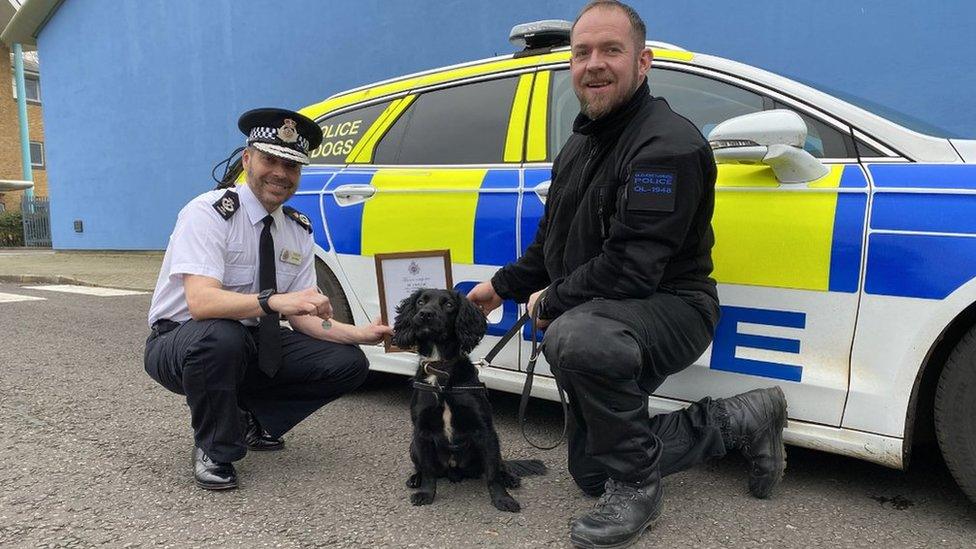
392, 289, 423, 349
454, 291, 487, 355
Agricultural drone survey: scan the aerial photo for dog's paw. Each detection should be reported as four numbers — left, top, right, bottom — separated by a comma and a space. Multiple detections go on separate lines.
405, 472, 422, 488
500, 470, 521, 489
410, 491, 435, 506
492, 495, 521, 513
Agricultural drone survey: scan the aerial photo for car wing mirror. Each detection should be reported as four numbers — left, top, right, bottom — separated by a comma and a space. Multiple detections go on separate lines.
707, 109, 829, 184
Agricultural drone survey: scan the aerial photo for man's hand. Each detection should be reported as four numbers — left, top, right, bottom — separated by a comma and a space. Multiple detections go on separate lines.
357, 317, 394, 345
467, 281, 503, 316
269, 288, 332, 320
527, 288, 550, 329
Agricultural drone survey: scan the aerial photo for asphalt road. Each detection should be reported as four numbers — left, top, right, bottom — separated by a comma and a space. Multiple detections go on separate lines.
1, 281, 974, 548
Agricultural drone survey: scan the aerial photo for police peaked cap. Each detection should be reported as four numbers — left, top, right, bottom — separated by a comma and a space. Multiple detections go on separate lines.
239, 107, 323, 165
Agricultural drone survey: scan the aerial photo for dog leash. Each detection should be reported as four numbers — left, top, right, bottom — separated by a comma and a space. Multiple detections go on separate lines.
479, 297, 568, 450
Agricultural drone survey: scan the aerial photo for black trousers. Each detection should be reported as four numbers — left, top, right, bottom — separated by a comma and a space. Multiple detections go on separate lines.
144, 319, 369, 463
542, 290, 723, 494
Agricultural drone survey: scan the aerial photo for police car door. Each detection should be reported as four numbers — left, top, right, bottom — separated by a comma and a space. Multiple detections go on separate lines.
534, 67, 868, 427
314, 73, 531, 370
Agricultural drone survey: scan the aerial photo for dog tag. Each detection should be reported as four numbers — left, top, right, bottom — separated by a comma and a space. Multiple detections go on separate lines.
321, 319, 332, 330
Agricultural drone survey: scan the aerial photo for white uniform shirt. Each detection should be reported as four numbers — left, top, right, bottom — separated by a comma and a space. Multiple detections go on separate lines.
148, 183, 316, 327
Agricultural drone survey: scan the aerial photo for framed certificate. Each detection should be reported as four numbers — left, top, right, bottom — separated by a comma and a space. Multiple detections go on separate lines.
374, 250, 453, 352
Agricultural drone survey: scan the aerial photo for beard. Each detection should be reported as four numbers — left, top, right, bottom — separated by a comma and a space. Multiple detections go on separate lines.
579, 95, 613, 120
576, 70, 642, 120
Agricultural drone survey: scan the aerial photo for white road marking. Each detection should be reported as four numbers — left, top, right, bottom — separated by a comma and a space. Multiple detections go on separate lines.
0, 292, 46, 303
24, 285, 148, 297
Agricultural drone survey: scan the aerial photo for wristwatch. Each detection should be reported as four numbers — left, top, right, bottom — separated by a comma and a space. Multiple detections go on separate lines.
257, 289, 276, 315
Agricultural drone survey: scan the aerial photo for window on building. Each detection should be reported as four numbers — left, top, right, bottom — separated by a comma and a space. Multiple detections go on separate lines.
29, 141, 44, 169
373, 76, 519, 165
11, 73, 41, 103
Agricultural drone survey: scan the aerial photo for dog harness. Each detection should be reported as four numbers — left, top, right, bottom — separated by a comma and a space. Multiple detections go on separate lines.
411, 378, 488, 396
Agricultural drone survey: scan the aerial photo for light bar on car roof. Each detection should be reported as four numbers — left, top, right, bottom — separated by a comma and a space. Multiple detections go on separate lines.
509, 20, 572, 50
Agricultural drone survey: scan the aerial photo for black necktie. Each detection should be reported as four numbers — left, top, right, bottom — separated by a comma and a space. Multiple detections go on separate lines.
258, 215, 281, 377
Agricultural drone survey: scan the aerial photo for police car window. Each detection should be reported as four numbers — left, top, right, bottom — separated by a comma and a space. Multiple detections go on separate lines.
548, 69, 767, 160
772, 100, 855, 158
549, 70, 579, 159
855, 139, 885, 158
309, 101, 391, 165
648, 69, 765, 138
373, 77, 519, 165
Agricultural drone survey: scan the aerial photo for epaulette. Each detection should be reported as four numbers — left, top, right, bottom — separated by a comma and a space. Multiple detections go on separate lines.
283, 206, 313, 233
212, 189, 240, 220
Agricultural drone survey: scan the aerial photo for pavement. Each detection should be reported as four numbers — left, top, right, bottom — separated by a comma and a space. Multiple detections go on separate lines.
1, 281, 975, 548
1, 250, 976, 547
0, 248, 162, 291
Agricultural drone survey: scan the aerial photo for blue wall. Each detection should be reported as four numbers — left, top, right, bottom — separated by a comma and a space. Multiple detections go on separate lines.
37, 0, 976, 249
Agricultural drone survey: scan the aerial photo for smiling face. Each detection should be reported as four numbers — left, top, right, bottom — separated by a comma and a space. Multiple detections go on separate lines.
570, 4, 653, 120
242, 147, 302, 212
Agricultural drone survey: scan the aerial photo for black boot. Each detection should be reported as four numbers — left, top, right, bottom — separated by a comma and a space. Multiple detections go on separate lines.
243, 410, 284, 451
718, 386, 788, 499
569, 471, 662, 549
193, 447, 237, 490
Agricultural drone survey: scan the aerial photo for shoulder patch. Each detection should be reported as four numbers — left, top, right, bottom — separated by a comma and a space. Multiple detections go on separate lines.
626, 166, 677, 213
212, 190, 240, 220
283, 206, 313, 233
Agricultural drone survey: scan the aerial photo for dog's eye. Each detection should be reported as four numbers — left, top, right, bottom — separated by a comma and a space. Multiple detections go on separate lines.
445, 301, 454, 310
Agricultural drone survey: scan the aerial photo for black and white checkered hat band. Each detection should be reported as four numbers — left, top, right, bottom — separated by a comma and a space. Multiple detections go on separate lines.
247, 126, 310, 151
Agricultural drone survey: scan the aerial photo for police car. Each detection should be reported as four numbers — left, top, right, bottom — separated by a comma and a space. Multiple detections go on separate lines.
281, 21, 976, 503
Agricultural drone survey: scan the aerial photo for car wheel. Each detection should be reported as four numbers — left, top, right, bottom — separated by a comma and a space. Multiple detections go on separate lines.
315, 258, 353, 325
935, 324, 976, 505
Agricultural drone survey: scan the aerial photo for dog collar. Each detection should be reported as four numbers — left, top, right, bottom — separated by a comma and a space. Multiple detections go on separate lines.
420, 359, 451, 380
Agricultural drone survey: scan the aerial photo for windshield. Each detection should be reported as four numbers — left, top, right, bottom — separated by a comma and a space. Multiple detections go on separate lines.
783, 74, 961, 139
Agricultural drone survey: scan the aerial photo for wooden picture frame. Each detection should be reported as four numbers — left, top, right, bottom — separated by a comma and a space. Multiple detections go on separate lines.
374, 249, 453, 352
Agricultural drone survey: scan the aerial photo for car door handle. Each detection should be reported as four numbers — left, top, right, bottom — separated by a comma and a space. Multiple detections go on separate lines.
333, 184, 376, 206
533, 180, 551, 204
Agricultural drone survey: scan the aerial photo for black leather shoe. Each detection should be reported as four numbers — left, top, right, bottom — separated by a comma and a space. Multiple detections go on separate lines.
719, 386, 788, 498
569, 472, 662, 549
192, 447, 237, 490
244, 411, 284, 451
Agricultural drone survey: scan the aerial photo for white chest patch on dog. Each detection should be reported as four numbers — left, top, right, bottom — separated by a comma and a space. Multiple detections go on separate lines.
422, 348, 442, 387
442, 402, 454, 442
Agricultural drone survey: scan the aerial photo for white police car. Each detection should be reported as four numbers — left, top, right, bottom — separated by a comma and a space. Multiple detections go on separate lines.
281, 21, 976, 503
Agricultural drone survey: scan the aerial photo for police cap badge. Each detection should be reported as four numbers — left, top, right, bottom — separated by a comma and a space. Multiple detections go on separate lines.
238, 108, 323, 165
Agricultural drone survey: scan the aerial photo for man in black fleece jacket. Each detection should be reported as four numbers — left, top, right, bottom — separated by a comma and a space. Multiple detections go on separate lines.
468, 2, 788, 547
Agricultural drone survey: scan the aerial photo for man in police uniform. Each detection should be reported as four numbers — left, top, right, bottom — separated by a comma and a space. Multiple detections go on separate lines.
468, 2, 788, 546
145, 108, 392, 490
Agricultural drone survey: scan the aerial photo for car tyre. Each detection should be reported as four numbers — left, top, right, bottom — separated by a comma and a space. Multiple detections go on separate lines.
315, 258, 353, 325
935, 324, 976, 505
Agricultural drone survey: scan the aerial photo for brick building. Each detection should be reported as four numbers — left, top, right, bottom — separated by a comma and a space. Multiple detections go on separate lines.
0, 44, 44, 213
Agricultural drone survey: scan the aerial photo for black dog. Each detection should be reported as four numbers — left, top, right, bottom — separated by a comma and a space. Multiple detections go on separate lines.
393, 288, 546, 512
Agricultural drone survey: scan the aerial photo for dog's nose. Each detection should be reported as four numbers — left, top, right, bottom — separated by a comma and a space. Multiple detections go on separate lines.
418, 310, 434, 321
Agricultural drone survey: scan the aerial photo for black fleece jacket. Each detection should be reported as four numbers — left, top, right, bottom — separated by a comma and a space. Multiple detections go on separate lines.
491, 80, 718, 319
